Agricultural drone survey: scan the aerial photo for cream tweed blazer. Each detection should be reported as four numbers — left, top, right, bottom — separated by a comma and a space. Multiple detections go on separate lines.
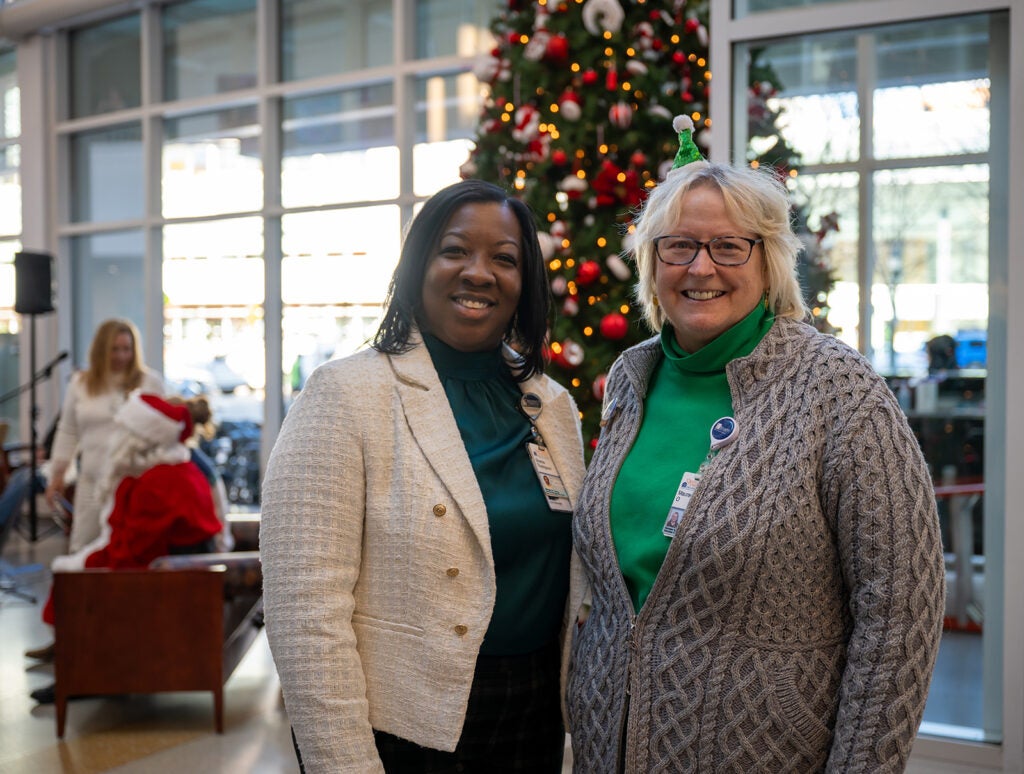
261, 336, 587, 773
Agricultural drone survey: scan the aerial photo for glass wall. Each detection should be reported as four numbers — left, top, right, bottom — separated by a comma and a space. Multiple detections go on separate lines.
52, 0, 491, 509
0, 45, 21, 439
737, 10, 1002, 743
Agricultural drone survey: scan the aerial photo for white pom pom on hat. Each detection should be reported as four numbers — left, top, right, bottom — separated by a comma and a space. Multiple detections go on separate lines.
673, 114, 694, 133
115, 392, 193, 446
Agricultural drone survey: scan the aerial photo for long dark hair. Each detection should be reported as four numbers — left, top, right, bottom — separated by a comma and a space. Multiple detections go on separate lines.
373, 179, 550, 381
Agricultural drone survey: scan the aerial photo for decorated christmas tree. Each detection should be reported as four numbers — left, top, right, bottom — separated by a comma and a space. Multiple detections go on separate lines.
463, 0, 835, 450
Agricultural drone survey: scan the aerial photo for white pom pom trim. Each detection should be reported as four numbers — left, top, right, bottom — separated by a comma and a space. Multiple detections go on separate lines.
673, 114, 694, 132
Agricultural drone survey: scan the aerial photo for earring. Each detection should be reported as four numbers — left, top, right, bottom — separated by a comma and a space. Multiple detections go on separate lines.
652, 295, 660, 308
763, 291, 770, 311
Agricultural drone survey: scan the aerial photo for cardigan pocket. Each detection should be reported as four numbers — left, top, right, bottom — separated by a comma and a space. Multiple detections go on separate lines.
765, 645, 844, 763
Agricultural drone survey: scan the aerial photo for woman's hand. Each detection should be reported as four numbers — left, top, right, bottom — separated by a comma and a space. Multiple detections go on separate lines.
44, 468, 66, 509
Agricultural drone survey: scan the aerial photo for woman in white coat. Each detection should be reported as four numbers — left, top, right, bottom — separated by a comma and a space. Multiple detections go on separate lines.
46, 318, 163, 552
261, 180, 587, 772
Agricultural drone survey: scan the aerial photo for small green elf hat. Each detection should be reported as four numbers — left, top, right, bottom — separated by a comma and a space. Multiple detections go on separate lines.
671, 114, 703, 169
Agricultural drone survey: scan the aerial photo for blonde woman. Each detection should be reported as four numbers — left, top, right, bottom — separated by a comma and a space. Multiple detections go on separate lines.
46, 319, 162, 552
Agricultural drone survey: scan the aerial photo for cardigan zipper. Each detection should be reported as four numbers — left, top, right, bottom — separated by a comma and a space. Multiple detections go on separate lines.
618, 613, 642, 772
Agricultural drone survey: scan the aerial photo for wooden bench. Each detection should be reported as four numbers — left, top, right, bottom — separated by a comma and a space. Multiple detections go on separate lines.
52, 549, 263, 737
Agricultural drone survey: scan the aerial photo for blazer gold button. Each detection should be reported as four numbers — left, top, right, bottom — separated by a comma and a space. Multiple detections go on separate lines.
433, 504, 446, 517
453, 624, 468, 636
446, 568, 459, 578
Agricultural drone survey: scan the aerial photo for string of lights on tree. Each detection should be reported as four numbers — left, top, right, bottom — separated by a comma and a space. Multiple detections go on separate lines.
463, 0, 838, 451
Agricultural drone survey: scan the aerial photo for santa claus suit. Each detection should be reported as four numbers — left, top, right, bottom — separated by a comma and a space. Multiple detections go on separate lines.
82, 461, 221, 570
43, 393, 222, 625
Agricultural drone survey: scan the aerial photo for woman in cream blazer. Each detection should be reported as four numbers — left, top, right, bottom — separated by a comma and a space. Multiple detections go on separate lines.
261, 180, 587, 773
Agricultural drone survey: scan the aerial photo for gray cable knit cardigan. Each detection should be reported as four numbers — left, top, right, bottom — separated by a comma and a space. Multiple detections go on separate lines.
567, 318, 945, 773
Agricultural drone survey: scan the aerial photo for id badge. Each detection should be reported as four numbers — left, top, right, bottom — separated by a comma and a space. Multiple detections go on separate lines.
663, 471, 700, 537
526, 441, 573, 513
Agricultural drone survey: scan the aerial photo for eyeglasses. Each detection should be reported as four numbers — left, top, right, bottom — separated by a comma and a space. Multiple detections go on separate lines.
653, 235, 763, 267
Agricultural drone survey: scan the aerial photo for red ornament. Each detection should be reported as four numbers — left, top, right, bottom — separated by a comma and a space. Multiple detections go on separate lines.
592, 373, 607, 401
630, 150, 647, 167
545, 33, 570, 64
576, 260, 602, 286
672, 51, 686, 66
605, 68, 618, 91
582, 69, 600, 86
684, 17, 700, 34
508, 31, 522, 45
599, 312, 629, 341
551, 148, 569, 166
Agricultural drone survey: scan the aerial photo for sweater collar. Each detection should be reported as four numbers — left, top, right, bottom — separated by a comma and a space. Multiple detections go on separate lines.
660, 303, 774, 374
421, 332, 506, 382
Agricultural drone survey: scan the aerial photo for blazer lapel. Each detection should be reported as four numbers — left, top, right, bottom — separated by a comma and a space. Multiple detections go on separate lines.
389, 341, 493, 554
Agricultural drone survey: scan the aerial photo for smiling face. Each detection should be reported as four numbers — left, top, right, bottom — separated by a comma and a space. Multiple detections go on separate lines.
108, 332, 135, 373
419, 201, 524, 352
654, 184, 766, 353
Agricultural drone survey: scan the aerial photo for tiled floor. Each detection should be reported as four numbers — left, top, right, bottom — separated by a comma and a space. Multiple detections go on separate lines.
0, 519, 298, 774
0, 507, 983, 773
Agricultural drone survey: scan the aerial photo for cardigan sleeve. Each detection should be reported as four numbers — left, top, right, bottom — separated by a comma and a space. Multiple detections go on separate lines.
825, 386, 945, 772
260, 361, 383, 773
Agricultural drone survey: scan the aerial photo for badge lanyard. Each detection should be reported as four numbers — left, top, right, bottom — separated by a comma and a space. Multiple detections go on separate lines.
520, 393, 573, 513
662, 417, 738, 537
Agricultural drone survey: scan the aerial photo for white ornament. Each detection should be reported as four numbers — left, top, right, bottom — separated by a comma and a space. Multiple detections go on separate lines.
538, 232, 559, 261
523, 29, 550, 62
620, 230, 636, 254
551, 275, 568, 296
558, 175, 588, 194
625, 60, 648, 77
512, 106, 541, 143
648, 104, 673, 122
581, 0, 625, 36
563, 339, 585, 366
608, 101, 633, 129
605, 254, 631, 280
559, 92, 582, 122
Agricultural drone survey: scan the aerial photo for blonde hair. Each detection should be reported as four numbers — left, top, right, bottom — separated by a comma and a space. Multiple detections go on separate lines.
84, 318, 147, 395
631, 161, 808, 332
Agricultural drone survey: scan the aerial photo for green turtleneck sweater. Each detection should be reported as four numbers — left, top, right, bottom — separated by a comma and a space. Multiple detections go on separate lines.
610, 304, 774, 610
422, 334, 572, 655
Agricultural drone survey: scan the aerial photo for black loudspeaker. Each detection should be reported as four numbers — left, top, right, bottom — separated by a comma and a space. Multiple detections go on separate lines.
14, 250, 55, 314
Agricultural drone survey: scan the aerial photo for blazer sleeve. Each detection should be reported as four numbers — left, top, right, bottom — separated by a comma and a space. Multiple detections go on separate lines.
825, 387, 945, 772
260, 360, 383, 773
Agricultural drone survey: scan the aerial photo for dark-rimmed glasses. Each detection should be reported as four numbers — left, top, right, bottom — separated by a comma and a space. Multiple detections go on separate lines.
653, 235, 763, 267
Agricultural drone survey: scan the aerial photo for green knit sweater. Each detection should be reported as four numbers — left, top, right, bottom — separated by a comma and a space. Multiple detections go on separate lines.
610, 304, 773, 609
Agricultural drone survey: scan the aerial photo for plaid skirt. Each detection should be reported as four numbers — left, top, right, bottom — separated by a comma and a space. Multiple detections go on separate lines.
373, 638, 564, 773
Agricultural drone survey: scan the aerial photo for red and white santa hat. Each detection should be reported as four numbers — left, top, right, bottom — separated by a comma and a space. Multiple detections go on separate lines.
116, 392, 193, 446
